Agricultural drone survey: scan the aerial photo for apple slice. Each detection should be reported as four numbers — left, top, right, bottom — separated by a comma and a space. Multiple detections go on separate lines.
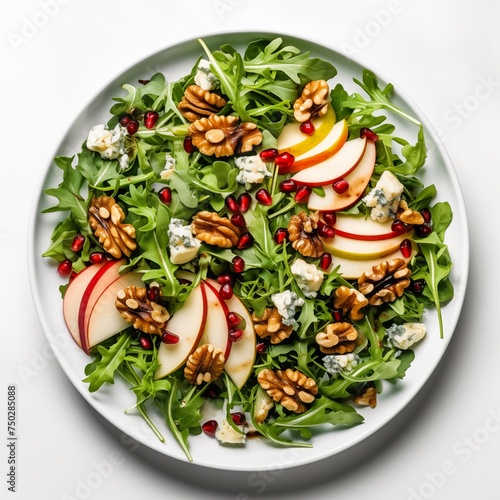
205, 279, 256, 389
63, 262, 108, 348
277, 105, 336, 158
200, 281, 232, 360
291, 137, 367, 187
331, 213, 402, 241
84, 272, 144, 353
321, 229, 413, 260
78, 259, 126, 351
154, 283, 208, 380
308, 140, 376, 211
330, 247, 415, 280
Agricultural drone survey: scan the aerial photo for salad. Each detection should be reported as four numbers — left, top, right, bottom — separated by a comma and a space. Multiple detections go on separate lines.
42, 37, 454, 461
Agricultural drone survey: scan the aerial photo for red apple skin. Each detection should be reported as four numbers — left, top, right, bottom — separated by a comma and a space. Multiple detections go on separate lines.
333, 228, 402, 241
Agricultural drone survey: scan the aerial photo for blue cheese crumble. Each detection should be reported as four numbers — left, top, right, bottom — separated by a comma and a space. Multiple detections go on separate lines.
386, 323, 426, 350
290, 259, 324, 298
194, 59, 218, 91
167, 218, 201, 265
323, 353, 360, 376
363, 170, 404, 222
86, 123, 131, 170
160, 154, 176, 180
271, 290, 304, 328
235, 155, 271, 189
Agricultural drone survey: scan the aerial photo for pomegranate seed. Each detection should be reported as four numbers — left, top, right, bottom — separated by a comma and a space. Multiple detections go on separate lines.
126, 119, 139, 135
57, 259, 72, 276
139, 336, 153, 350
232, 256, 245, 273
231, 412, 246, 425
256, 342, 267, 354
227, 312, 242, 327
259, 148, 278, 162
391, 221, 407, 234
400, 239, 412, 258
319, 252, 332, 271
144, 111, 159, 129
237, 193, 252, 213
332, 179, 349, 194
159, 187, 172, 204
360, 127, 379, 141
274, 228, 288, 244
274, 152, 295, 169
229, 328, 244, 342
300, 120, 315, 136
71, 234, 85, 252
333, 308, 343, 322
205, 384, 221, 399
415, 223, 433, 237
138, 79, 150, 85
220, 283, 234, 300
225, 195, 238, 212
183, 136, 194, 153
279, 179, 297, 193
294, 185, 312, 203
322, 212, 337, 226
317, 221, 335, 239
411, 279, 426, 294
236, 232, 254, 250
421, 208, 432, 223
217, 273, 234, 285
161, 331, 179, 344
202, 420, 218, 436
230, 213, 246, 228
255, 188, 272, 206
69, 270, 79, 282
147, 285, 160, 302
89, 252, 105, 264
119, 113, 133, 127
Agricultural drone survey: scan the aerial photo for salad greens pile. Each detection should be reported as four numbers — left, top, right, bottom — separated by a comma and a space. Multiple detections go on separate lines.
43, 37, 453, 462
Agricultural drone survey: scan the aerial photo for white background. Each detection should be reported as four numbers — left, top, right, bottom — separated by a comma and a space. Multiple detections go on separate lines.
1, 0, 499, 499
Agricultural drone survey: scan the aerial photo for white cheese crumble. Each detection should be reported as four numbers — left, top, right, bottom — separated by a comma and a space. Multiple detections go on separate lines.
86, 123, 131, 170
194, 59, 218, 91
323, 353, 360, 376
290, 259, 324, 298
167, 218, 201, 265
215, 418, 246, 445
386, 323, 426, 350
363, 170, 404, 222
160, 154, 176, 180
271, 290, 304, 328
235, 155, 271, 189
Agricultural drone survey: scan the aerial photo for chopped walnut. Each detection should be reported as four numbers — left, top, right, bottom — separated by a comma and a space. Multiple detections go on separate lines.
287, 211, 323, 258
293, 80, 329, 122
396, 200, 425, 225
177, 85, 227, 122
316, 322, 358, 355
252, 308, 293, 344
184, 344, 225, 385
257, 368, 318, 414
188, 114, 262, 157
353, 386, 377, 409
358, 258, 411, 306
89, 196, 137, 258
334, 286, 368, 321
115, 286, 170, 335
191, 211, 240, 248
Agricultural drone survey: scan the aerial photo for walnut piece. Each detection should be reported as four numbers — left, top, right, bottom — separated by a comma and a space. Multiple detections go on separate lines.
188, 114, 262, 157
287, 211, 323, 258
177, 85, 227, 122
89, 196, 137, 258
334, 286, 368, 321
293, 80, 330, 122
316, 322, 358, 355
396, 200, 425, 225
115, 286, 170, 335
184, 344, 225, 385
353, 386, 377, 409
252, 308, 293, 344
191, 211, 240, 248
358, 258, 412, 306
257, 368, 318, 414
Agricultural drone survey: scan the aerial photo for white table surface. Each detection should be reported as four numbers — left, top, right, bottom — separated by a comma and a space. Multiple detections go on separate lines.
2, 0, 499, 498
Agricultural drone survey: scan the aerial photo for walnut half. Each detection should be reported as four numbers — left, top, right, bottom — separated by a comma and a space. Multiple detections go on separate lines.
293, 80, 330, 122
316, 322, 358, 354
287, 211, 323, 258
252, 307, 293, 345
191, 211, 241, 248
184, 344, 225, 385
177, 85, 227, 122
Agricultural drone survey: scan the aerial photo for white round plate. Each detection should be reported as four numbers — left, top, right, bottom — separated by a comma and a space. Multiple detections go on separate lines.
28, 31, 469, 471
